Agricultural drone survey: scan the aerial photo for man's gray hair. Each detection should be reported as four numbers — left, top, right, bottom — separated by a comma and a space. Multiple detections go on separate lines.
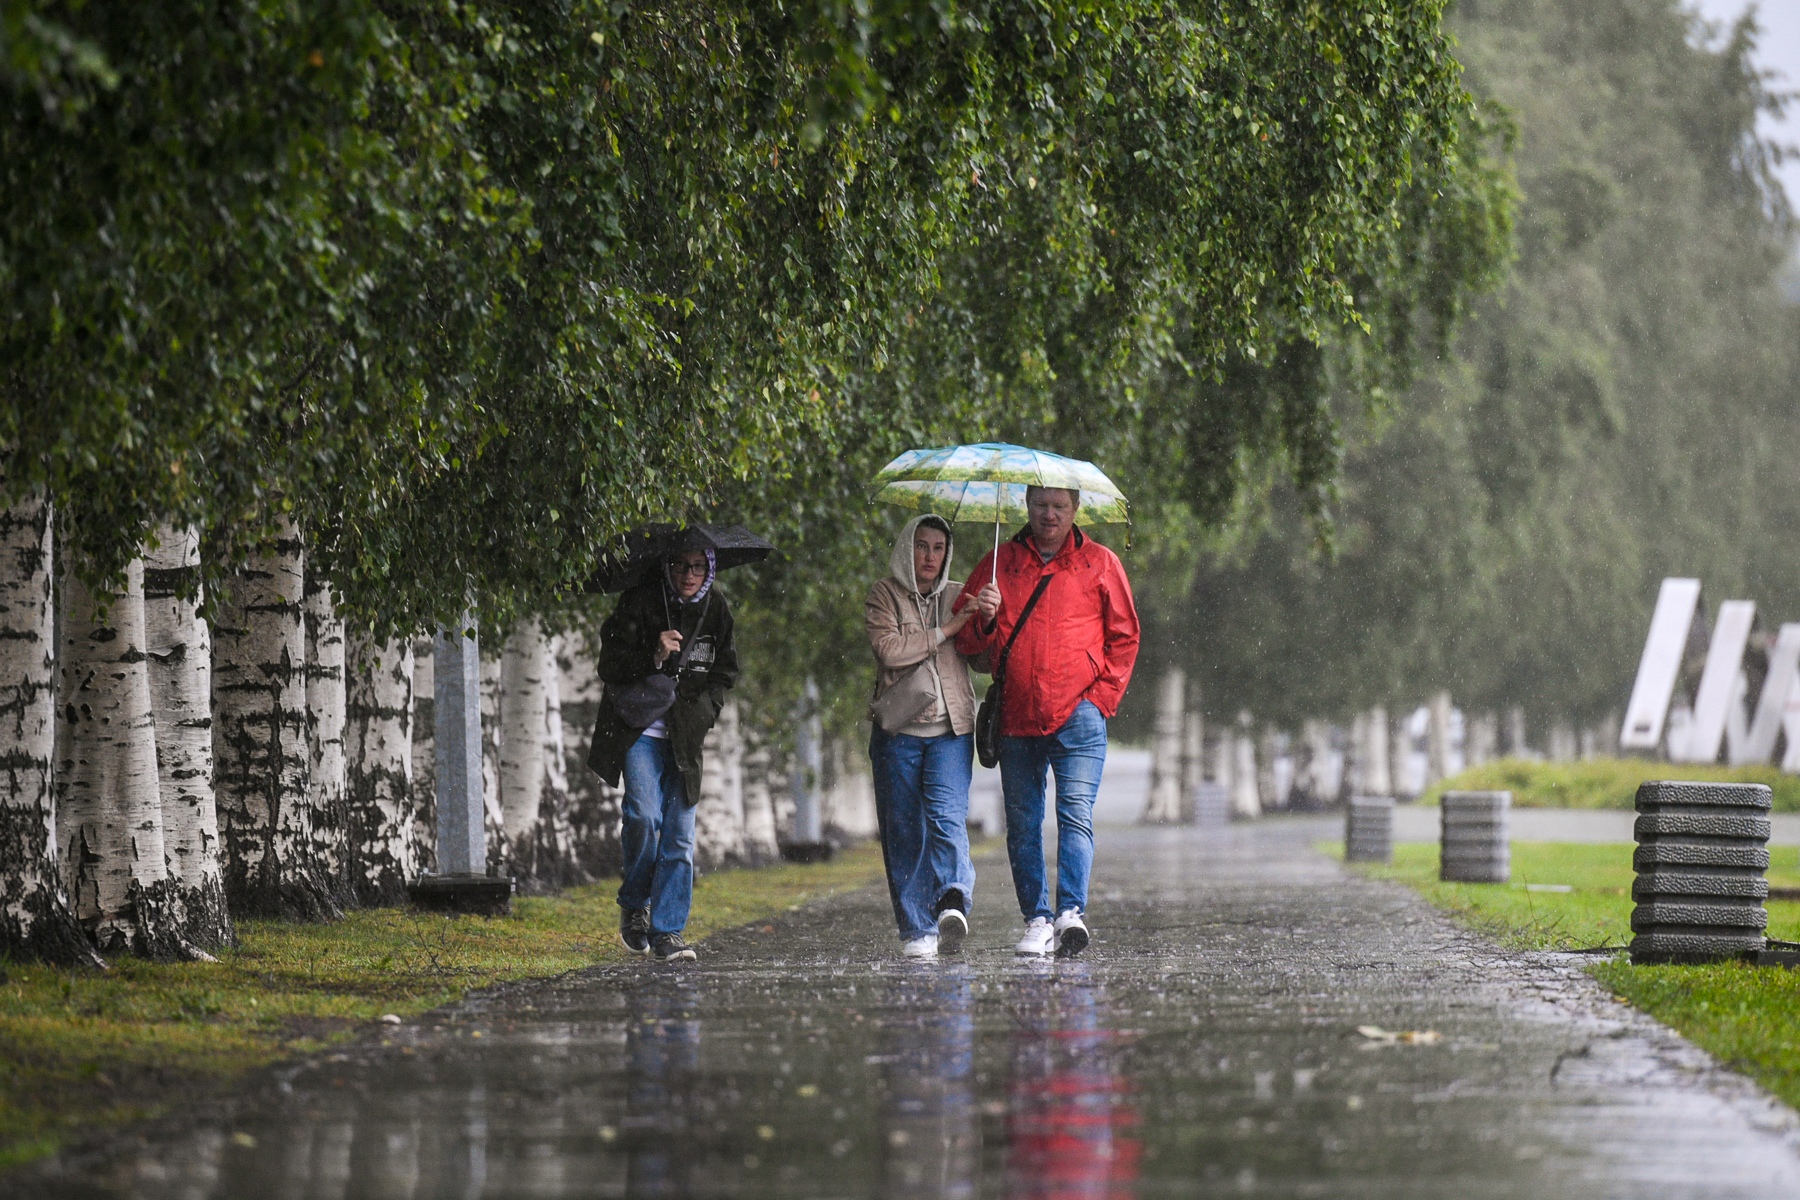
1025, 484, 1082, 507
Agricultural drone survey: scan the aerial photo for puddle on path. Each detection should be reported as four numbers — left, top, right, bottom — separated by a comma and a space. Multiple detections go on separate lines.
20, 820, 1800, 1198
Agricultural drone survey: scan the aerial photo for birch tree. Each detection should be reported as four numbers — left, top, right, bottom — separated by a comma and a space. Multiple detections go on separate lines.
478, 653, 506, 876
409, 641, 436, 873
553, 634, 620, 879
58, 557, 192, 958
212, 518, 337, 920
0, 493, 100, 966
345, 634, 414, 906
693, 704, 746, 870
143, 525, 231, 950
304, 574, 349, 905
498, 620, 546, 882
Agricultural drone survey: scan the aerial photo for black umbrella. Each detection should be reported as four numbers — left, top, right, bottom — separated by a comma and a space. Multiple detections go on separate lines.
586, 522, 776, 593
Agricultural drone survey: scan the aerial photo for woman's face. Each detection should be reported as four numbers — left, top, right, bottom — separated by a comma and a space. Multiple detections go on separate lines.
667, 551, 709, 598
912, 526, 949, 587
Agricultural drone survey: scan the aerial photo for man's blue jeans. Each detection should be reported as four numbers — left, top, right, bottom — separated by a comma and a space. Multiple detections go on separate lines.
618, 734, 696, 936
999, 699, 1107, 921
869, 727, 976, 939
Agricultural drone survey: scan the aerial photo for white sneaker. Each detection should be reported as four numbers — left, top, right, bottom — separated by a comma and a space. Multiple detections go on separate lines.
1053, 909, 1089, 957
936, 908, 968, 954
901, 934, 939, 958
1014, 917, 1054, 956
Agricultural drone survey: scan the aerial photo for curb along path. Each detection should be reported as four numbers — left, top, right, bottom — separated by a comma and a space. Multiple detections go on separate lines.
21, 818, 1800, 1198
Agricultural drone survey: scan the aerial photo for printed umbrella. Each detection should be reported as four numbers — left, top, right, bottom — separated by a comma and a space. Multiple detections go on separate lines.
586, 523, 775, 593
870, 442, 1130, 583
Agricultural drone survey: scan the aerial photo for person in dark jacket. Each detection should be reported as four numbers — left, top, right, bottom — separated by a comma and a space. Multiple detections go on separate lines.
589, 544, 738, 962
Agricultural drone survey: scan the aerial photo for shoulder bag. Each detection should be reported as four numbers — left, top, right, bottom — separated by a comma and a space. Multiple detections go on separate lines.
609, 592, 711, 729
974, 574, 1053, 768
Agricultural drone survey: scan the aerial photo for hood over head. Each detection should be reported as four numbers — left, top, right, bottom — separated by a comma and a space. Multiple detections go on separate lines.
664, 546, 717, 604
890, 514, 955, 598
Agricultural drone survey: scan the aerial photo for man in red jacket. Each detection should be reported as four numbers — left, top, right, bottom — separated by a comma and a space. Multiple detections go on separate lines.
955, 485, 1140, 956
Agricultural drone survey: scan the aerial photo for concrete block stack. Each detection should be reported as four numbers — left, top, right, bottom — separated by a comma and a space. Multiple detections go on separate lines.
1345, 795, 1394, 863
1440, 790, 1510, 883
1630, 781, 1770, 964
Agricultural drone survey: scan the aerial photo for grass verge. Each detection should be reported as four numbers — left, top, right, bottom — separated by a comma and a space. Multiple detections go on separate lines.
1420, 758, 1800, 812
1344, 840, 1800, 1111
0, 844, 886, 1170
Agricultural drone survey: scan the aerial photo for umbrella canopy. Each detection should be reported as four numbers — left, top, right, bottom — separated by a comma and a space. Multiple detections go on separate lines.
587, 522, 775, 594
870, 443, 1130, 526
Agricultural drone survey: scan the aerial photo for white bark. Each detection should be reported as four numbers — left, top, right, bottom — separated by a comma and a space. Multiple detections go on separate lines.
822, 740, 879, 839
1142, 670, 1184, 823
1230, 723, 1261, 819
1427, 691, 1453, 784
58, 557, 191, 958
499, 620, 547, 848
346, 635, 414, 905
553, 632, 620, 878
212, 517, 337, 920
1181, 711, 1204, 822
538, 649, 578, 886
0, 493, 99, 965
478, 652, 506, 874
144, 524, 231, 950
409, 639, 436, 873
304, 574, 349, 904
693, 700, 746, 869
740, 741, 780, 864
1362, 706, 1392, 796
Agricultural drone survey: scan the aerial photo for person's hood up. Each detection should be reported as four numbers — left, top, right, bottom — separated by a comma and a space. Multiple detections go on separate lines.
664, 547, 717, 604
890, 514, 954, 599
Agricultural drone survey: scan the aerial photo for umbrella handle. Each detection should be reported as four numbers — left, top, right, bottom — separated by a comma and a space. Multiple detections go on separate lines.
992, 516, 1000, 588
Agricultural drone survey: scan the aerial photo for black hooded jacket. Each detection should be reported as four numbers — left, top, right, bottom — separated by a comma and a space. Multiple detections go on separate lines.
587, 575, 738, 803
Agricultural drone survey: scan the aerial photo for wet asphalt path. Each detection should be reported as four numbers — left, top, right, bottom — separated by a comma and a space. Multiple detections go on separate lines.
21, 817, 1800, 1198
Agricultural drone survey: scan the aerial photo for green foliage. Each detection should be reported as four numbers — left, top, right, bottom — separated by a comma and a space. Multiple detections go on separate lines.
1422, 757, 1800, 813
0, 843, 886, 1168
3, 2, 1510, 671
1139, 0, 1800, 729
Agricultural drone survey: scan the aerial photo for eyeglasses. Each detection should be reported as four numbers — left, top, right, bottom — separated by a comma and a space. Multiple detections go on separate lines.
667, 560, 709, 577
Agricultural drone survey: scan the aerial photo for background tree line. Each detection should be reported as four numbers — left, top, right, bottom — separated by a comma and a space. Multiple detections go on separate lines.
1115, 0, 1800, 741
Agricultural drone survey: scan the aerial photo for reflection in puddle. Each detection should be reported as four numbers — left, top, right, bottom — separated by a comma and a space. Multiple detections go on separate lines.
1005, 965, 1140, 1200
623, 976, 702, 1197
878, 966, 978, 1199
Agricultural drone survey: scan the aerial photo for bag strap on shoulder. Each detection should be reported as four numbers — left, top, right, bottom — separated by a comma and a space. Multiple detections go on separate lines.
994, 574, 1053, 683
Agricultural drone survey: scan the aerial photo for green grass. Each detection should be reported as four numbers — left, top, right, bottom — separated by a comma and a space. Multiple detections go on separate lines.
1344, 840, 1800, 1112
0, 845, 887, 1170
1420, 757, 1800, 812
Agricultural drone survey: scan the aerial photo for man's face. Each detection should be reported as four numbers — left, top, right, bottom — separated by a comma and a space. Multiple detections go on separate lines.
1027, 487, 1078, 550
668, 551, 709, 598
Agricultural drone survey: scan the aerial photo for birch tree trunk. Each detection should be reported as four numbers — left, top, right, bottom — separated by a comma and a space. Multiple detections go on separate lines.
144, 524, 232, 950
1142, 670, 1184, 823
479, 653, 508, 876
499, 619, 547, 881
410, 640, 436, 874
345, 634, 414, 906
693, 704, 746, 869
58, 557, 192, 958
212, 517, 338, 920
554, 632, 622, 878
0, 493, 100, 966
304, 574, 349, 905
740, 739, 781, 864
538, 650, 580, 887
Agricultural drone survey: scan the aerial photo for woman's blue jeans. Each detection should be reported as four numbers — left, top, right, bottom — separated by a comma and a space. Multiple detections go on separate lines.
999, 699, 1107, 921
869, 727, 976, 939
618, 734, 696, 936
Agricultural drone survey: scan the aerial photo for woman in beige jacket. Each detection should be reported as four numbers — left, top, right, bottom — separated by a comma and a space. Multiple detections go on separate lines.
866, 514, 979, 957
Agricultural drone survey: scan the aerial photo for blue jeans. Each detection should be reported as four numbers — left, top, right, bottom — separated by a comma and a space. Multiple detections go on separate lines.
618, 735, 696, 936
869, 727, 976, 939
999, 699, 1107, 921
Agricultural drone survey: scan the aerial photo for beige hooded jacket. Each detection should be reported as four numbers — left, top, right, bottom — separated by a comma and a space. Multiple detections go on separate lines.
865, 514, 977, 736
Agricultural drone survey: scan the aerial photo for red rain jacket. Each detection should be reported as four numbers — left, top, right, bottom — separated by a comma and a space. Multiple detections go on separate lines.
953, 527, 1141, 737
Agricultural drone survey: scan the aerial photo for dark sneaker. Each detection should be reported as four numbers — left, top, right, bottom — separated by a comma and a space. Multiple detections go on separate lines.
652, 933, 697, 963
620, 907, 652, 955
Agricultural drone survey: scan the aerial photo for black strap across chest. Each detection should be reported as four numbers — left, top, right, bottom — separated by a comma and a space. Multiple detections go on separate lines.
994, 574, 1054, 682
